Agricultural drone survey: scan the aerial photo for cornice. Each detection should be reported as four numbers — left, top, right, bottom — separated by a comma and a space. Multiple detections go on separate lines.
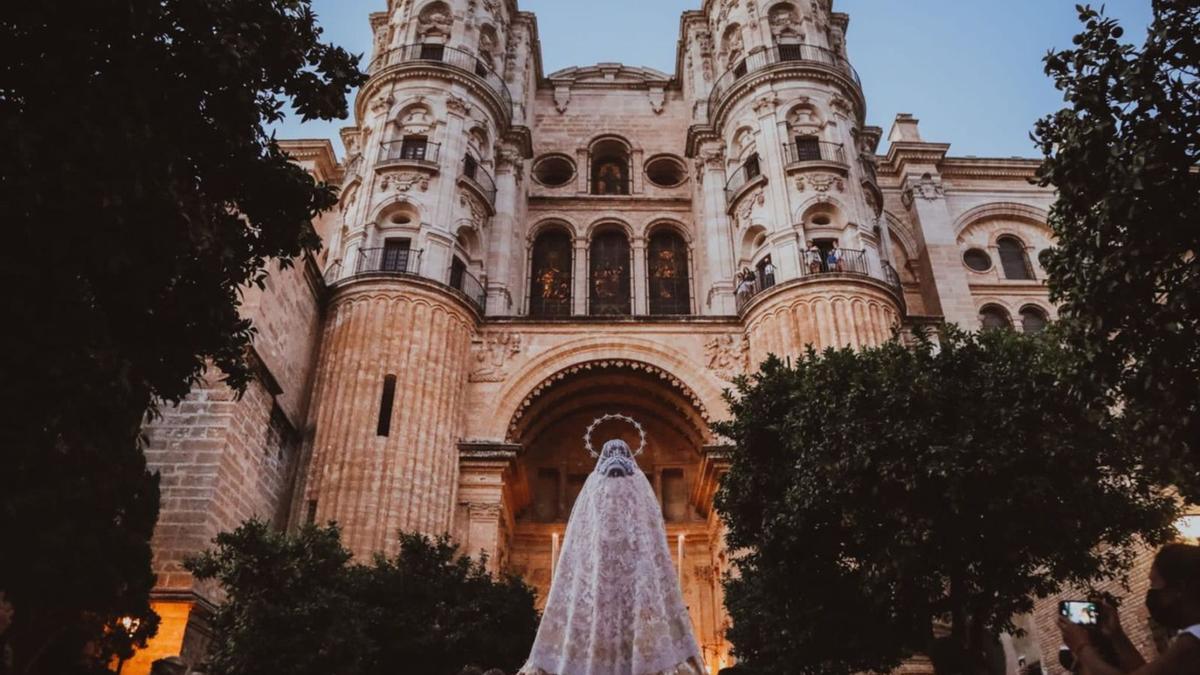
883, 141, 951, 176
709, 63, 867, 133
355, 64, 512, 130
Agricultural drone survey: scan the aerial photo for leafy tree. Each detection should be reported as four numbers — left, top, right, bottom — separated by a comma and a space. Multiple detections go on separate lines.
714, 328, 1178, 675
1033, 2, 1200, 498
187, 524, 540, 675
0, 0, 363, 671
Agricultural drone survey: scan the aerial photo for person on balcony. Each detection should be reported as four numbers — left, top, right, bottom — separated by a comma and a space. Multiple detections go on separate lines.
827, 244, 844, 273
806, 241, 823, 274
761, 257, 776, 288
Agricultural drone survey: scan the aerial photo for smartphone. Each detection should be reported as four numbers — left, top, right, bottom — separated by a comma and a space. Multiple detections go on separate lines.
1059, 600, 1099, 625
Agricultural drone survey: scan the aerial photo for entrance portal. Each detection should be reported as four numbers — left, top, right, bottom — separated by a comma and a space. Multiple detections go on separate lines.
502, 360, 730, 670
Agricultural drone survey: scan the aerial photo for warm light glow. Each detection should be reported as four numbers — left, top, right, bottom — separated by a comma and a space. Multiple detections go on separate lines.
1175, 514, 1200, 543
118, 616, 141, 636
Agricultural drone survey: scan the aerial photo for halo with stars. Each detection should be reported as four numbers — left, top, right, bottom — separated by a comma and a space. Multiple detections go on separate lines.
583, 413, 647, 458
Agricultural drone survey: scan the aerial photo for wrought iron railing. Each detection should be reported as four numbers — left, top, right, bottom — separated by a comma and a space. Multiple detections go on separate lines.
708, 45, 861, 122
379, 140, 441, 166
448, 263, 487, 311
461, 155, 497, 205
736, 248, 903, 313
355, 247, 423, 275
333, 247, 485, 313
725, 154, 763, 204
368, 44, 513, 116
782, 140, 846, 166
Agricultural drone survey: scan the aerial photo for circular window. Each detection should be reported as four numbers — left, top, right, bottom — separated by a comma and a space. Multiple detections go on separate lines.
644, 156, 687, 187
963, 248, 992, 272
532, 155, 575, 187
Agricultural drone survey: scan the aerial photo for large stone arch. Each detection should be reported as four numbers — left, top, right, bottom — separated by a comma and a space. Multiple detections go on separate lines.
485, 336, 730, 443
952, 201, 1050, 237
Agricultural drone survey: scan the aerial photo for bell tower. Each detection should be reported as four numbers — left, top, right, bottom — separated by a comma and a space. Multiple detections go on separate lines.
684, 0, 900, 350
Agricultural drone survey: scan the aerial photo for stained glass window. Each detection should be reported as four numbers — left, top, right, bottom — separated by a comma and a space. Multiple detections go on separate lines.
589, 230, 631, 315
529, 229, 572, 316
648, 231, 690, 315
998, 236, 1033, 280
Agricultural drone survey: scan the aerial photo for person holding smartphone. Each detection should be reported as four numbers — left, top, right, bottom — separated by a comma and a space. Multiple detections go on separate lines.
1058, 544, 1200, 674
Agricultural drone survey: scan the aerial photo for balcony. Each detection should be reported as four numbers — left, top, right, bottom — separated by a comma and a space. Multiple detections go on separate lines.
368, 43, 514, 119
735, 249, 903, 313
782, 140, 847, 169
378, 139, 441, 168
328, 247, 487, 313
460, 154, 497, 207
724, 154, 765, 206
707, 45, 861, 123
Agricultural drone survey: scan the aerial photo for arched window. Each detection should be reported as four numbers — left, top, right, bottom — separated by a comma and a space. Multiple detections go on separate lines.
997, 236, 1033, 280
589, 229, 631, 315
590, 139, 630, 195
1020, 306, 1048, 334
980, 305, 1012, 331
647, 230, 691, 315
529, 229, 573, 317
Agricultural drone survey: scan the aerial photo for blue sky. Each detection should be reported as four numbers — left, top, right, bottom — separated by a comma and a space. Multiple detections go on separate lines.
274, 0, 1153, 158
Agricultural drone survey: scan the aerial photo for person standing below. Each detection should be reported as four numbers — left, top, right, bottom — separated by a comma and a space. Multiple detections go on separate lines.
1059, 543, 1200, 674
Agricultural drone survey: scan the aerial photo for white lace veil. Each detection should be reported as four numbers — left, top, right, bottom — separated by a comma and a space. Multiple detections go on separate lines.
519, 431, 705, 675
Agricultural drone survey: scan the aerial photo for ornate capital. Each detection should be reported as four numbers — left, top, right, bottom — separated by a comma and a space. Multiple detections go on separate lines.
445, 94, 471, 116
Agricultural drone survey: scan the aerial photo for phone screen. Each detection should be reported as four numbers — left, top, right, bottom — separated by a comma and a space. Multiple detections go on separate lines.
1060, 600, 1099, 625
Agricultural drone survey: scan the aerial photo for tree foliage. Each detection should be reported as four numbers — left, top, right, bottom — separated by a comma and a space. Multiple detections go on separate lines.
0, 0, 364, 671
1033, 1, 1200, 498
714, 328, 1178, 675
187, 523, 540, 675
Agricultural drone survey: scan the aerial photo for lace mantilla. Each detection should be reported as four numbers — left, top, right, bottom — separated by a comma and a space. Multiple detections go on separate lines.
519, 440, 706, 675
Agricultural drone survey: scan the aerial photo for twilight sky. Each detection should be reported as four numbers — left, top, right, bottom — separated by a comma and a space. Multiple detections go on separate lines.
273, 0, 1153, 158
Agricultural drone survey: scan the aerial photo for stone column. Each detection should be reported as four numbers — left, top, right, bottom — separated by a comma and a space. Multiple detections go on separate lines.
455, 442, 519, 573
696, 142, 737, 314
573, 236, 588, 315
488, 145, 522, 314
885, 115, 976, 327
632, 235, 648, 315
434, 95, 471, 233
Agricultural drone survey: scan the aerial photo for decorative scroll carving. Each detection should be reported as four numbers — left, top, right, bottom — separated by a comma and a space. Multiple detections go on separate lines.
648, 87, 666, 115
378, 171, 430, 193
751, 94, 779, 114
553, 85, 571, 114
901, 173, 945, 207
469, 332, 523, 382
370, 93, 395, 115
446, 94, 471, 116
795, 174, 845, 193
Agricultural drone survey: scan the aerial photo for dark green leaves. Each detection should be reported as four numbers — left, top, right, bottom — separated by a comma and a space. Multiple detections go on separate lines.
1033, 0, 1200, 499
187, 523, 540, 675
714, 328, 1178, 675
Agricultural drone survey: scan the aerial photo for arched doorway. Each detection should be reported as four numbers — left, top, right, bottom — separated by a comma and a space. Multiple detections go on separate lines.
501, 360, 731, 668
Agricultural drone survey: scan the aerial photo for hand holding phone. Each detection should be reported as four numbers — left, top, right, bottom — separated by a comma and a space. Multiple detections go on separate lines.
1060, 600, 1100, 625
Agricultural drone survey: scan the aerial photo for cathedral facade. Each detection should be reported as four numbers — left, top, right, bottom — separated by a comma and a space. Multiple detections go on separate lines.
131, 0, 1071, 672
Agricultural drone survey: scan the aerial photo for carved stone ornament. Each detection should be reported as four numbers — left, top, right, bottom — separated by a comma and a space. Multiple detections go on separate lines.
902, 174, 945, 207
829, 95, 854, 118
752, 94, 779, 114
704, 332, 750, 382
418, 9, 453, 38
553, 85, 571, 114
378, 171, 430, 193
648, 87, 666, 115
469, 332, 523, 382
445, 95, 471, 116
458, 189, 488, 227
795, 173, 845, 193
370, 93, 395, 116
